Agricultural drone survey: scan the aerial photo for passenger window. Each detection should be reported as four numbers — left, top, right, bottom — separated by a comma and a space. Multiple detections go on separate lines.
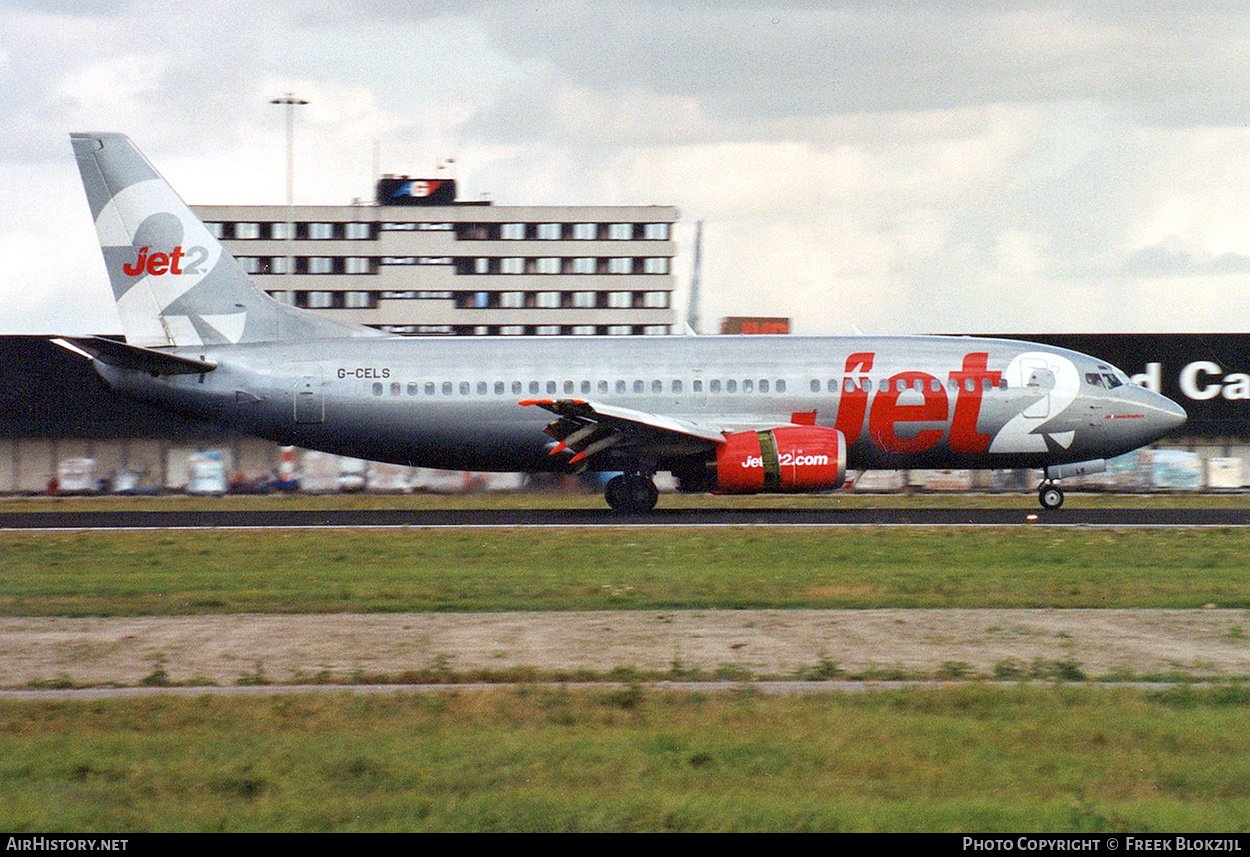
634, 380, 644, 393
407, 382, 418, 396
512, 381, 522, 395
477, 382, 487, 395
743, 380, 754, 393
460, 382, 470, 395
810, 379, 820, 393
616, 380, 626, 394
652, 380, 663, 393
827, 379, 838, 393
495, 381, 505, 395
564, 380, 575, 394
425, 382, 435, 396
391, 382, 401, 396
710, 380, 721, 393
760, 380, 769, 393
692, 379, 702, 393
673, 380, 683, 393
529, 381, 539, 395
372, 382, 383, 396
727, 380, 737, 393
598, 380, 608, 394
776, 380, 785, 393
442, 382, 453, 395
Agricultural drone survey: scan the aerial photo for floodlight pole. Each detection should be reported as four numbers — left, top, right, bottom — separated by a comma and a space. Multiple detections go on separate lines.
270, 94, 308, 309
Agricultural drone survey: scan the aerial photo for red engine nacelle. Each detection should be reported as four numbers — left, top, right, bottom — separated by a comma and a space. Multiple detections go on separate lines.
714, 426, 847, 493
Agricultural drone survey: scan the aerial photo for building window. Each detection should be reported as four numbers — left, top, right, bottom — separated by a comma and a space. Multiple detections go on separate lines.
345, 257, 375, 274
644, 223, 670, 240
571, 291, 596, 308
643, 257, 670, 275
500, 292, 523, 308
345, 222, 373, 240
535, 291, 559, 308
537, 325, 560, 335
607, 257, 633, 274
537, 223, 561, 240
608, 325, 632, 335
573, 223, 596, 240
607, 291, 631, 308
643, 325, 669, 335
235, 222, 261, 240
307, 291, 334, 308
501, 223, 525, 240
344, 291, 373, 309
536, 257, 560, 274
307, 223, 334, 240
608, 223, 633, 240
205, 222, 224, 239
571, 257, 596, 274
500, 257, 524, 274
643, 291, 669, 308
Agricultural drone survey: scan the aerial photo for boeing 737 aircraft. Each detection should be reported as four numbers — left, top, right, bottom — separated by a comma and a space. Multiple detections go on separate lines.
56, 133, 1187, 512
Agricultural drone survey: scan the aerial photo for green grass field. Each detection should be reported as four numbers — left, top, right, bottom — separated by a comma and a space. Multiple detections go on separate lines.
2, 685, 1248, 832
2, 526, 1249, 615
3, 494, 1250, 831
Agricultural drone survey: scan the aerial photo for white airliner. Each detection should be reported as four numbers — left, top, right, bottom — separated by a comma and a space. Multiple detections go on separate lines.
55, 133, 1187, 512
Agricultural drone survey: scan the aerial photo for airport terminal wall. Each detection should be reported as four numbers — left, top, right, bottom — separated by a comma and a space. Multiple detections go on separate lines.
2, 333, 1249, 494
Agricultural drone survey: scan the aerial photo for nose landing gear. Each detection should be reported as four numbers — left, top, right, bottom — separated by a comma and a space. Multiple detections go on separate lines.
1038, 482, 1064, 510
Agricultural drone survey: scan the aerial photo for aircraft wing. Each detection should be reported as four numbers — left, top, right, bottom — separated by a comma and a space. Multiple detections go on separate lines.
520, 398, 726, 465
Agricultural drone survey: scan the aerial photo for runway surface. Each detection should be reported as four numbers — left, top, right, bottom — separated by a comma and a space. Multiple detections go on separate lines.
2, 505, 1248, 529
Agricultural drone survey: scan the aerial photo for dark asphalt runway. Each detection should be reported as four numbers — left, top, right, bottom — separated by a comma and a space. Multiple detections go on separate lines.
2, 505, 1249, 529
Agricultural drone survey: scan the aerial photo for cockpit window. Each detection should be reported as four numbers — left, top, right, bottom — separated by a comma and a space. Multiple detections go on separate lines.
1103, 374, 1122, 389
1085, 373, 1105, 388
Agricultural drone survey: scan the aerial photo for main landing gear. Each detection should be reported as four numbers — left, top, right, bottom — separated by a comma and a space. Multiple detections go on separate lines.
1038, 481, 1064, 510
605, 473, 659, 514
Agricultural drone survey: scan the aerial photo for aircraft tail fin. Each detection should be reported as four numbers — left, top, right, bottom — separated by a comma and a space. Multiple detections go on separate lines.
70, 132, 381, 347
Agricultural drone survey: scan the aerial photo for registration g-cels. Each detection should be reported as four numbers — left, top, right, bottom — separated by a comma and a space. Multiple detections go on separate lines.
55, 133, 1188, 513
962, 838, 1243, 852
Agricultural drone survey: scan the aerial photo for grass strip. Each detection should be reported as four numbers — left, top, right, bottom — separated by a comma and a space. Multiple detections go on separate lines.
3, 527, 1250, 615
2, 685, 1248, 832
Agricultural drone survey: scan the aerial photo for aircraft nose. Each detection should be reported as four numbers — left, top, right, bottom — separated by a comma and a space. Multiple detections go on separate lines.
1131, 387, 1188, 441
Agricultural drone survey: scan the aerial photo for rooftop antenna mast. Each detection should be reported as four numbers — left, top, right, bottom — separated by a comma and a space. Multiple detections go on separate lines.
686, 220, 703, 335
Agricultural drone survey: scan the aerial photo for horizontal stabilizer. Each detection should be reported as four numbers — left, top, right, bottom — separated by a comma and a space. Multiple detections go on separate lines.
51, 336, 217, 376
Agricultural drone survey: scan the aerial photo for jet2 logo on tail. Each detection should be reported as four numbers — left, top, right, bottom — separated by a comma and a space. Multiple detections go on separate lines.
123, 246, 208, 277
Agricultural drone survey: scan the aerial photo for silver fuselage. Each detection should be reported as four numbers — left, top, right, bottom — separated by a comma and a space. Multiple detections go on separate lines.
97, 333, 1188, 474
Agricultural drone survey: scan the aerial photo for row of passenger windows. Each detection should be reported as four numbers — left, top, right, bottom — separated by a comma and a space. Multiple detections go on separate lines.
368, 375, 1012, 397
808, 377, 1008, 393
371, 378, 793, 398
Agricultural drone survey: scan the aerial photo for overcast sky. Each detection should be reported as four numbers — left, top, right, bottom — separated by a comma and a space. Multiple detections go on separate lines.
5, 0, 1250, 336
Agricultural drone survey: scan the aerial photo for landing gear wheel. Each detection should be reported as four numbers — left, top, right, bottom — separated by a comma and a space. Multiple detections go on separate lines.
605, 474, 659, 514
1038, 484, 1064, 510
